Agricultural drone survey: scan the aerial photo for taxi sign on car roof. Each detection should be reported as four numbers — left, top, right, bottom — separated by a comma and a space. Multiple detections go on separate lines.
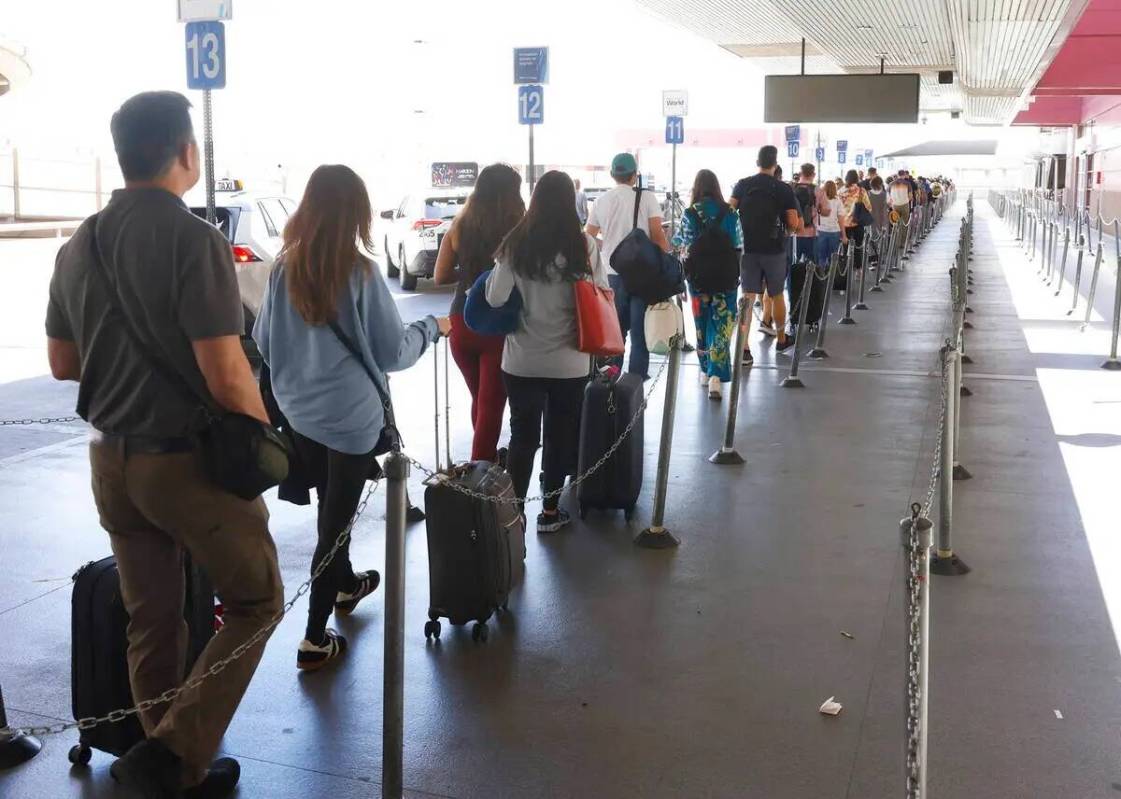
215, 178, 244, 192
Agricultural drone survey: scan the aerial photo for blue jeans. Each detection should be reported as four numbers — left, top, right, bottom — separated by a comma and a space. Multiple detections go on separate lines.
608, 274, 649, 378
816, 231, 841, 266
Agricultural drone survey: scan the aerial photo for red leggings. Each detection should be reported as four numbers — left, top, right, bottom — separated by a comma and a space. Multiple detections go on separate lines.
448, 314, 507, 462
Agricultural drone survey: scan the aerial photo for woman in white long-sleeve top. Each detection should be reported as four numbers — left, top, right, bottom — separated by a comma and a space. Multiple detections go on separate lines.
485, 170, 606, 534
254, 164, 449, 670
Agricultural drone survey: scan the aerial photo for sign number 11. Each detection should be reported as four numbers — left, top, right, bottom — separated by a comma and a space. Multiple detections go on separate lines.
185, 21, 226, 90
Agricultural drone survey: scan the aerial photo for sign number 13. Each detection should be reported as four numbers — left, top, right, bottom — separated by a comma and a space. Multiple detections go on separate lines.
185, 21, 226, 90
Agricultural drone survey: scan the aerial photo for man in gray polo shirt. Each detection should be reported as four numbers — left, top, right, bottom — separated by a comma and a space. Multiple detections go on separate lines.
46, 91, 282, 798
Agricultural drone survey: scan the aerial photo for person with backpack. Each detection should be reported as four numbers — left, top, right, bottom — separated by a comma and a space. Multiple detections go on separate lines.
433, 163, 525, 463
585, 153, 670, 379
254, 165, 449, 670
672, 169, 742, 400
730, 145, 802, 361
487, 170, 606, 533
840, 169, 873, 275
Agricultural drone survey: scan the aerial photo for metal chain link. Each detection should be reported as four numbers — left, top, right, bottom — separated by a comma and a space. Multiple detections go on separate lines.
2, 479, 380, 740
406, 349, 672, 505
905, 498, 924, 799
0, 416, 83, 427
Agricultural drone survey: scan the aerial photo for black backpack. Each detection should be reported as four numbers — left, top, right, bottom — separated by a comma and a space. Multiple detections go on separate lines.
609, 186, 685, 304
739, 178, 784, 247
683, 206, 739, 294
793, 183, 815, 228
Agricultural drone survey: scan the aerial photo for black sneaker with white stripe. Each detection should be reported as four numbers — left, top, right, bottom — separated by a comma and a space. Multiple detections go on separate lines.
297, 629, 348, 671
334, 570, 380, 616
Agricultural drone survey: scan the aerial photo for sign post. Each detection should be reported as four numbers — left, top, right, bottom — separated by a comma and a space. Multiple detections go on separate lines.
183, 15, 226, 226
815, 131, 825, 185
785, 125, 801, 178
837, 139, 848, 169
663, 91, 687, 240
515, 48, 548, 194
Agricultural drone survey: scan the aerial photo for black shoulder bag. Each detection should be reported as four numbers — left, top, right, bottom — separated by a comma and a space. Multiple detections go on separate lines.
326, 319, 401, 457
87, 215, 291, 501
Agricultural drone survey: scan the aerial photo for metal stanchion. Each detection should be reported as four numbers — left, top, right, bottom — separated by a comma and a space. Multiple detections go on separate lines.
636, 332, 682, 548
840, 242, 857, 324
382, 451, 409, 799
808, 253, 839, 360
854, 237, 870, 310
1053, 224, 1070, 296
952, 325, 972, 480
710, 297, 749, 465
1068, 237, 1085, 316
871, 226, 889, 292
930, 345, 970, 576
0, 683, 41, 769
901, 508, 932, 799
1103, 221, 1121, 370
781, 266, 816, 388
1082, 246, 1104, 329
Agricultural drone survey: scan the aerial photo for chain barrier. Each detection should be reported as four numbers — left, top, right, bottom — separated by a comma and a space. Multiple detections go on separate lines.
0, 416, 83, 427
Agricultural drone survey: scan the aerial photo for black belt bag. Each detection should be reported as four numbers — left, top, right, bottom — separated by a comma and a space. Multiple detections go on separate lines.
87, 215, 290, 501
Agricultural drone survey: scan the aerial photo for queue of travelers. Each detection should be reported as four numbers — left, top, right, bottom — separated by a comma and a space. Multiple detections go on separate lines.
43, 88, 950, 798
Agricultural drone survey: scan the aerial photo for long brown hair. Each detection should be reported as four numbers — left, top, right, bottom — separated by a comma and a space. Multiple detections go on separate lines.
498, 170, 589, 282
281, 164, 373, 325
455, 163, 524, 284
689, 169, 726, 208
824, 180, 837, 200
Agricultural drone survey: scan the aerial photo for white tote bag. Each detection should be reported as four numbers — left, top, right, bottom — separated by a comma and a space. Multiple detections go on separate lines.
644, 301, 684, 356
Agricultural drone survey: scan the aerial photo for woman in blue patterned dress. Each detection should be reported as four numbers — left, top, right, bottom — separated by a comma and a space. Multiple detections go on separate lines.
672, 170, 743, 400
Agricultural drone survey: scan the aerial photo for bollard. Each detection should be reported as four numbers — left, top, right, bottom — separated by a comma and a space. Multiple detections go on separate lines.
871, 226, 888, 292
1103, 224, 1121, 370
382, 451, 409, 799
636, 333, 682, 548
840, 242, 857, 324
883, 223, 898, 282
808, 252, 840, 360
854, 238, 870, 310
1068, 240, 1085, 316
781, 261, 817, 387
1082, 246, 1104, 330
0, 683, 42, 769
901, 508, 933, 799
1053, 224, 1070, 295
710, 297, 749, 465
931, 346, 970, 576
952, 328, 973, 480
1049, 219, 1060, 282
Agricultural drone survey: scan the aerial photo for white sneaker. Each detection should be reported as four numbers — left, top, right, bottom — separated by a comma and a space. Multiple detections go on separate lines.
708, 376, 723, 400
700, 371, 709, 387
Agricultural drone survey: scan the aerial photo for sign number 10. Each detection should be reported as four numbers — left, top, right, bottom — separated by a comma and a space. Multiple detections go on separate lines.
185, 21, 226, 90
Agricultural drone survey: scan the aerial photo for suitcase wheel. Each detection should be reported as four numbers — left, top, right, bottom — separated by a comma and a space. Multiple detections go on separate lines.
424, 620, 442, 641
471, 622, 489, 643
68, 744, 92, 766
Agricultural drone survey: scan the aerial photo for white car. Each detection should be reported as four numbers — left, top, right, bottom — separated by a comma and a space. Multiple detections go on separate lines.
187, 179, 297, 359
380, 191, 468, 290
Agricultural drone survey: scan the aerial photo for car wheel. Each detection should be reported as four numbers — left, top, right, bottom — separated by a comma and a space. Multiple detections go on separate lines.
384, 237, 400, 278
399, 245, 418, 291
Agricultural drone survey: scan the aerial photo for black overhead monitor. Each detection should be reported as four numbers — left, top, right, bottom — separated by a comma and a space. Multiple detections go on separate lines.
764, 74, 921, 123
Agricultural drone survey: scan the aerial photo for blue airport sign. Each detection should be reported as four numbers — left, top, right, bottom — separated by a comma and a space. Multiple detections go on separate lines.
787, 141, 799, 159
838, 151, 846, 164
185, 21, 225, 90
514, 47, 549, 84
665, 116, 684, 145
784, 125, 800, 143
815, 147, 825, 161
518, 84, 544, 125
856, 155, 864, 166
836, 139, 848, 152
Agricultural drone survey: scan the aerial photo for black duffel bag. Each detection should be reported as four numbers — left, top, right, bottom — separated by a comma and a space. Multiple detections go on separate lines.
610, 187, 685, 304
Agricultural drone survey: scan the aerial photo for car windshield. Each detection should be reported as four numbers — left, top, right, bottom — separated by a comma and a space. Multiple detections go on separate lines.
189, 207, 239, 241
424, 196, 467, 220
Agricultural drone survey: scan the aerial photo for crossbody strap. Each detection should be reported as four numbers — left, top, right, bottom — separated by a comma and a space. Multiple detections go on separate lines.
86, 214, 213, 422
631, 185, 643, 231
326, 318, 399, 444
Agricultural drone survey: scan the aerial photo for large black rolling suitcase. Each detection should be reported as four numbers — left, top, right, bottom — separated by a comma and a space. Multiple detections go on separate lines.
576, 371, 644, 520
788, 259, 828, 330
68, 556, 214, 766
422, 340, 526, 644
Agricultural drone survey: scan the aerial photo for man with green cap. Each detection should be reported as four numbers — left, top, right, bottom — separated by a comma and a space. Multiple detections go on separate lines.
585, 152, 670, 378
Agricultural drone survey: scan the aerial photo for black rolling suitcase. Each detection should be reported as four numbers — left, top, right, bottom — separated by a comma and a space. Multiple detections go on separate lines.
68, 556, 214, 766
576, 371, 644, 520
423, 340, 526, 644
788, 259, 828, 330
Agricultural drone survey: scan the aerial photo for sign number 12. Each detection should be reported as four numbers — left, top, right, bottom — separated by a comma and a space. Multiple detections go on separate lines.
518, 85, 544, 124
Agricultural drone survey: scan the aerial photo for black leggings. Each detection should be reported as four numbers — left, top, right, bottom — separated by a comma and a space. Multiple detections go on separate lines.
502, 372, 587, 513
292, 431, 377, 642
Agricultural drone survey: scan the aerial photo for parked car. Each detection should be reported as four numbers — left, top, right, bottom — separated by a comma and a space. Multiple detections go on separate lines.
187, 179, 297, 363
381, 191, 469, 290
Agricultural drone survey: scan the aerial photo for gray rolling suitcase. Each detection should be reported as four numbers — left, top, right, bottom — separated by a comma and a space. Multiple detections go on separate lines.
576, 371, 645, 520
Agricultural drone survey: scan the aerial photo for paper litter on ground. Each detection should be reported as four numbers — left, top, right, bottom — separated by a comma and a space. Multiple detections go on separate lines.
819, 697, 843, 716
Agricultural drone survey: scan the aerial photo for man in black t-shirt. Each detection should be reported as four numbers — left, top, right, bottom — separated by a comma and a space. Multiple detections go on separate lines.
46, 91, 282, 798
730, 145, 803, 360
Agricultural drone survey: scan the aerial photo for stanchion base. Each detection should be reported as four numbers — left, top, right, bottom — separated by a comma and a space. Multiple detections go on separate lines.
966, 288, 974, 295
0, 732, 42, 769
930, 553, 971, 576
853, 302, 870, 310
960, 354, 974, 364
963, 320, 974, 329
965, 306, 975, 314
960, 384, 973, 397
839, 317, 856, 325
1101, 359, 1121, 371
807, 348, 829, 360
709, 449, 745, 465
952, 464, 973, 481
870, 286, 885, 293
634, 528, 680, 549
780, 376, 805, 388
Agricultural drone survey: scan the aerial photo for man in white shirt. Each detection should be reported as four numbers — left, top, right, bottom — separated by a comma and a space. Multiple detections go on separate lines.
585, 152, 669, 378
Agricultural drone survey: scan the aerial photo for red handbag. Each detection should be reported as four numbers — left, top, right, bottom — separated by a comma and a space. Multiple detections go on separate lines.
574, 279, 624, 357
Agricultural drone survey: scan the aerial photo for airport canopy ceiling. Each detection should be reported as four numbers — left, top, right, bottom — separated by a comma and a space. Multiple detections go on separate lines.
637, 0, 1088, 126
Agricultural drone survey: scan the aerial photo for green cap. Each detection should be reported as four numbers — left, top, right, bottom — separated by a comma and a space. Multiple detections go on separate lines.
610, 152, 638, 177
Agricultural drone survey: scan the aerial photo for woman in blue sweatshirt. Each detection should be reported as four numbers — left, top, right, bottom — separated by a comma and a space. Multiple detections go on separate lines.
254, 165, 448, 670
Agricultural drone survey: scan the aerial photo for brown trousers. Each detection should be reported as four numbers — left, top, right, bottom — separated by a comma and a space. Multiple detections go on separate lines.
89, 441, 284, 782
